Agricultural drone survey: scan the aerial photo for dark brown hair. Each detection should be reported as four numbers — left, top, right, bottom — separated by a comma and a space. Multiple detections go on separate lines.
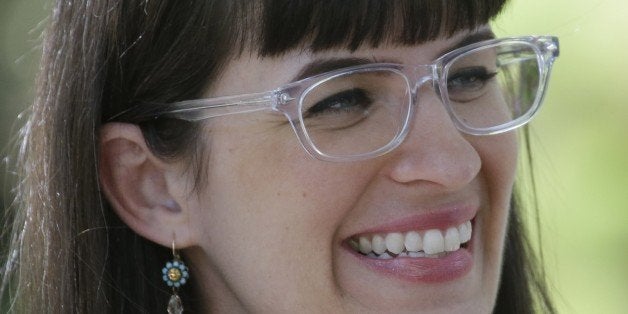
1, 1, 554, 312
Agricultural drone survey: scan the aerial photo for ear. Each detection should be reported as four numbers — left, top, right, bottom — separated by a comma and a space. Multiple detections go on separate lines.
99, 122, 197, 248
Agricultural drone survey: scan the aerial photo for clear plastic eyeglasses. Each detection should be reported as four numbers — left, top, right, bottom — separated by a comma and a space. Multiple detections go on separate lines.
113, 36, 559, 162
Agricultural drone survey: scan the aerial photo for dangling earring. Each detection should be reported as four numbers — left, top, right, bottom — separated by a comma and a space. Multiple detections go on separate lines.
162, 239, 189, 314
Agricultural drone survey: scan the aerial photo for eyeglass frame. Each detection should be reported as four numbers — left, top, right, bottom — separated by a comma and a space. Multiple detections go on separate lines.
111, 35, 560, 162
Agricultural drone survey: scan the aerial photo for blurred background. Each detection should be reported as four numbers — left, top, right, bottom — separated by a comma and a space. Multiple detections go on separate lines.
494, 0, 628, 313
1, 0, 626, 313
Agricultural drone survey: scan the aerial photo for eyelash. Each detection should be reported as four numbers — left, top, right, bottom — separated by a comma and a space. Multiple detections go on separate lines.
447, 66, 498, 90
304, 88, 373, 118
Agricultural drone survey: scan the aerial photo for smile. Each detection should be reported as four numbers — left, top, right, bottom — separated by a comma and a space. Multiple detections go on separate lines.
348, 220, 472, 259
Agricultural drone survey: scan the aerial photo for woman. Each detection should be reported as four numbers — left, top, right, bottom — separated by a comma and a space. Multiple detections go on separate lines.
1, 0, 558, 313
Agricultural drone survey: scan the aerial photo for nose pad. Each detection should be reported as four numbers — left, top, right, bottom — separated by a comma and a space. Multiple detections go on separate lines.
411, 76, 437, 104
387, 78, 481, 189
406, 75, 457, 136
410, 75, 449, 116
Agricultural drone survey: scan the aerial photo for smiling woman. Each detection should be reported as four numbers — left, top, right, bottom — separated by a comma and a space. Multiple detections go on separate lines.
0, 1, 557, 313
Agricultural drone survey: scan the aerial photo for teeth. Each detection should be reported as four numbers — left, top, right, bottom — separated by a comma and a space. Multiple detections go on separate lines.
459, 221, 472, 243
372, 234, 386, 255
351, 220, 473, 258
444, 227, 461, 252
358, 236, 372, 254
408, 251, 425, 258
404, 231, 422, 252
423, 230, 444, 255
348, 238, 359, 251
385, 233, 405, 254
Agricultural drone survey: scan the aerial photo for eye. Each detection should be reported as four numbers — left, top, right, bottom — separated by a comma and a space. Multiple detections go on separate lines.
447, 66, 497, 92
304, 88, 373, 118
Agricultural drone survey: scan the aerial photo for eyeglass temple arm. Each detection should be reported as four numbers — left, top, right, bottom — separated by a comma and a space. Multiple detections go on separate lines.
539, 36, 559, 59
109, 91, 277, 122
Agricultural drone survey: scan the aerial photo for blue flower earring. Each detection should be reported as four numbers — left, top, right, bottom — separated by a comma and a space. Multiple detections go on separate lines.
163, 240, 189, 314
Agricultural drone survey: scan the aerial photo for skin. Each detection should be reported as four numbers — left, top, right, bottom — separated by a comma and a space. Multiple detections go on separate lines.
100, 28, 518, 313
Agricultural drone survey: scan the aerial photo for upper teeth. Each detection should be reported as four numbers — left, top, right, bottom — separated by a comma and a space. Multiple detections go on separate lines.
351, 220, 472, 257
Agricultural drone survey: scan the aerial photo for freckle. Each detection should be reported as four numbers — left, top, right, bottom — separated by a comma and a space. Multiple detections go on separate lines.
276, 191, 281, 196
302, 192, 307, 198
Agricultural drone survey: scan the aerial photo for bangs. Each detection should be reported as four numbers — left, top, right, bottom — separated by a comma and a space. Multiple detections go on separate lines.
255, 0, 509, 56
102, 0, 509, 118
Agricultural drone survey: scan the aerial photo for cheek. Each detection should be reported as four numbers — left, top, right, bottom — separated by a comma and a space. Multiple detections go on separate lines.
189, 122, 380, 305
205, 115, 381, 219
476, 132, 519, 197
470, 132, 518, 286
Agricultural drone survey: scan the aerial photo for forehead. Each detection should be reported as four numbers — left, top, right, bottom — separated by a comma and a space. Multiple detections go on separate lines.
205, 27, 489, 97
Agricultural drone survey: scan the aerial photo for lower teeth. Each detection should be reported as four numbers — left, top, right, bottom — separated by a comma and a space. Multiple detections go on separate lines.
361, 243, 468, 260
364, 250, 449, 259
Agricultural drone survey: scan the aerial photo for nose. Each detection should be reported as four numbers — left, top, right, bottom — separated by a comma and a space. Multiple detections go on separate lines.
385, 87, 481, 190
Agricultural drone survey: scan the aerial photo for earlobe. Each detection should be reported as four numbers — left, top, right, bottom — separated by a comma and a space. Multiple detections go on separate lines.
99, 122, 195, 248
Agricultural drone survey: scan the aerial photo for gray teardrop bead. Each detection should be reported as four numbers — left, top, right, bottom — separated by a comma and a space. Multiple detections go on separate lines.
167, 294, 183, 314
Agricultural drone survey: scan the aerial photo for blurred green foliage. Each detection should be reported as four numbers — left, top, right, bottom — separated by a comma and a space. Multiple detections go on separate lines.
1, 0, 47, 211
495, 0, 628, 313
1, 0, 626, 313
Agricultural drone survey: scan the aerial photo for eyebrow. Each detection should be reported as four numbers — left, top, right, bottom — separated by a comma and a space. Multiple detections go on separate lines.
293, 29, 496, 82
293, 57, 378, 81
436, 29, 496, 57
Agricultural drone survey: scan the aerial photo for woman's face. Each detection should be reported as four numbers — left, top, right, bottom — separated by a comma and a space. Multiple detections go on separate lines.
179, 28, 518, 313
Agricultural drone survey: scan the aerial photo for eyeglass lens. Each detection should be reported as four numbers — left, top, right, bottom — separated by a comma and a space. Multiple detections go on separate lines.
299, 42, 542, 158
300, 69, 410, 157
445, 43, 540, 130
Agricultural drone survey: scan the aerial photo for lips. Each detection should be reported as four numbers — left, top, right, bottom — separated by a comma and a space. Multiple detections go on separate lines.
343, 206, 476, 283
